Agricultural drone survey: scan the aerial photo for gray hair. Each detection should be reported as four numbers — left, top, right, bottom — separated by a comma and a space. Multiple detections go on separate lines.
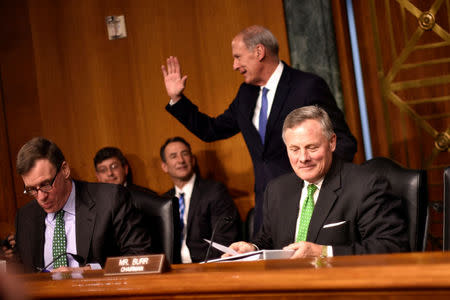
282, 106, 335, 141
238, 25, 279, 57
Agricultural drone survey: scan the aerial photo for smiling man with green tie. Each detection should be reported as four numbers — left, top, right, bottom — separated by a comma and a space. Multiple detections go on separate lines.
226, 106, 409, 258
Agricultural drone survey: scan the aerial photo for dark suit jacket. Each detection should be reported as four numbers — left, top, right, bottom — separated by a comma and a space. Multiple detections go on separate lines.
127, 183, 158, 196
164, 176, 241, 263
166, 63, 357, 231
252, 158, 409, 255
15, 180, 152, 272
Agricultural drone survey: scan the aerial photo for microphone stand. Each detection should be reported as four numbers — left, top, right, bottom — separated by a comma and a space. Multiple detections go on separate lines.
36, 252, 85, 273
203, 216, 233, 263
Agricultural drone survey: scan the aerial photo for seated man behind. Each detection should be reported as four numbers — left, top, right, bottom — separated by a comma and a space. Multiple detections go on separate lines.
94, 146, 157, 195
160, 137, 241, 263
14, 137, 151, 272
228, 106, 408, 258
94, 146, 174, 261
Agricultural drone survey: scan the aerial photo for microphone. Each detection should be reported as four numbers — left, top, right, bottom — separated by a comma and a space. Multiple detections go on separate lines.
203, 216, 233, 263
36, 252, 85, 273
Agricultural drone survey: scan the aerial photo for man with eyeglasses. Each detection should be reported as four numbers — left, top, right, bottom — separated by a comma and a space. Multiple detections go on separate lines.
93, 146, 157, 195
10, 137, 152, 272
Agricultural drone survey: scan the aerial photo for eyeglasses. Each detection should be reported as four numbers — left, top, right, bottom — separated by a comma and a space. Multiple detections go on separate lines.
23, 165, 61, 197
96, 162, 121, 174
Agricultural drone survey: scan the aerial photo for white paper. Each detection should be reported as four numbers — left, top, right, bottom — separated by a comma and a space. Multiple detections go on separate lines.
203, 239, 239, 255
205, 249, 295, 263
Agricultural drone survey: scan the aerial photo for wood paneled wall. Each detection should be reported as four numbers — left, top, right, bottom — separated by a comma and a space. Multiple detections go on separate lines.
347, 0, 450, 249
0, 0, 290, 234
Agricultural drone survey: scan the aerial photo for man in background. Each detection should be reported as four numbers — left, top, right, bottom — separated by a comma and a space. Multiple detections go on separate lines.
94, 146, 176, 262
161, 25, 357, 234
12, 137, 151, 272
94, 146, 157, 195
227, 106, 408, 258
160, 137, 241, 263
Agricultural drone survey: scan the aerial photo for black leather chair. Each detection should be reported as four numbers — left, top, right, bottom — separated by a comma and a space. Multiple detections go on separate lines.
443, 167, 450, 251
130, 189, 175, 263
244, 207, 255, 241
362, 157, 428, 252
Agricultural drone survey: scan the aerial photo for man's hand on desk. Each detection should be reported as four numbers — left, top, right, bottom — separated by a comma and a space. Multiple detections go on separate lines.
283, 241, 323, 258
1, 234, 16, 259
221, 242, 256, 258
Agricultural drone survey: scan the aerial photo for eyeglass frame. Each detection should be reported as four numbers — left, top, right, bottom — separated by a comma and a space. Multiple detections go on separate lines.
95, 162, 123, 174
23, 164, 62, 197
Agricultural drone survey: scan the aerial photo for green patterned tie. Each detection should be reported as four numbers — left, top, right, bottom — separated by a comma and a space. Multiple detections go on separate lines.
296, 184, 318, 242
52, 210, 68, 268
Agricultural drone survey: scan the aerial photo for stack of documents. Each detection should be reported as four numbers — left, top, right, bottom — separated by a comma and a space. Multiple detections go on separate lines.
203, 239, 294, 263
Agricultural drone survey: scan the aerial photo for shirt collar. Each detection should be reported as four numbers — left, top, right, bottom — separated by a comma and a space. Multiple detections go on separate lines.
175, 173, 196, 198
263, 61, 283, 92
304, 177, 324, 190
47, 180, 76, 220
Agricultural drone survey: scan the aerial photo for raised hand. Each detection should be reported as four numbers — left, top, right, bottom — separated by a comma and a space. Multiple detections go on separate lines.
161, 56, 188, 103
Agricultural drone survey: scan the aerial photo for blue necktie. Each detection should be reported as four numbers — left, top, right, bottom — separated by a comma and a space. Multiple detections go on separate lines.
178, 193, 185, 242
258, 87, 269, 144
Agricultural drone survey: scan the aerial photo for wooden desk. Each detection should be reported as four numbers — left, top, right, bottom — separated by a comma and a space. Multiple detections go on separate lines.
15, 252, 450, 299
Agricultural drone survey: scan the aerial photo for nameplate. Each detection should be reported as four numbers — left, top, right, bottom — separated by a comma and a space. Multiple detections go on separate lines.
104, 254, 170, 276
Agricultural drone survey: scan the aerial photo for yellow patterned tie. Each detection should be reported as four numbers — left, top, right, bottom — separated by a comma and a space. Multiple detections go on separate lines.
296, 184, 318, 242
52, 210, 68, 268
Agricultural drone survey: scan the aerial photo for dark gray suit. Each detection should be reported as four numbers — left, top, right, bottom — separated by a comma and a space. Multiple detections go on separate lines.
252, 158, 409, 255
15, 180, 152, 272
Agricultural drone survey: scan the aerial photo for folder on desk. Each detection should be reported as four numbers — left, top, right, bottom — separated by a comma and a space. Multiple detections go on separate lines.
206, 249, 294, 263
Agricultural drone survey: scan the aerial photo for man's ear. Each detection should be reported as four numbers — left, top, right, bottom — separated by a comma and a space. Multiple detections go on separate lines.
255, 44, 266, 61
161, 161, 168, 173
61, 161, 71, 179
124, 164, 129, 175
330, 134, 337, 152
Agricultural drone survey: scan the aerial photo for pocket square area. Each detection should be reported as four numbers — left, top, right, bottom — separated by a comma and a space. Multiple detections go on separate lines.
323, 221, 347, 228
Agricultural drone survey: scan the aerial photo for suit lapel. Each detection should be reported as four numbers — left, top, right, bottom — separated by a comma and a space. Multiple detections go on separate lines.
307, 159, 342, 242
265, 62, 291, 142
283, 177, 304, 245
242, 85, 264, 149
74, 181, 96, 261
31, 205, 46, 269
186, 177, 201, 237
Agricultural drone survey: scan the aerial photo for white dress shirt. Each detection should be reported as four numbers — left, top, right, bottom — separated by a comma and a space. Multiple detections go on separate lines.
44, 181, 78, 269
252, 61, 284, 130
175, 173, 197, 263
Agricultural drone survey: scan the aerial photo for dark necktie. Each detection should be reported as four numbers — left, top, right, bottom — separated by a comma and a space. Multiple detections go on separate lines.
52, 210, 68, 268
258, 87, 269, 144
178, 193, 185, 242
296, 184, 318, 242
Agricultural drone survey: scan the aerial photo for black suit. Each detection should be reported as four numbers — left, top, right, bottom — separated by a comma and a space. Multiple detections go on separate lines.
252, 158, 409, 255
166, 63, 357, 233
15, 180, 152, 272
164, 176, 241, 263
